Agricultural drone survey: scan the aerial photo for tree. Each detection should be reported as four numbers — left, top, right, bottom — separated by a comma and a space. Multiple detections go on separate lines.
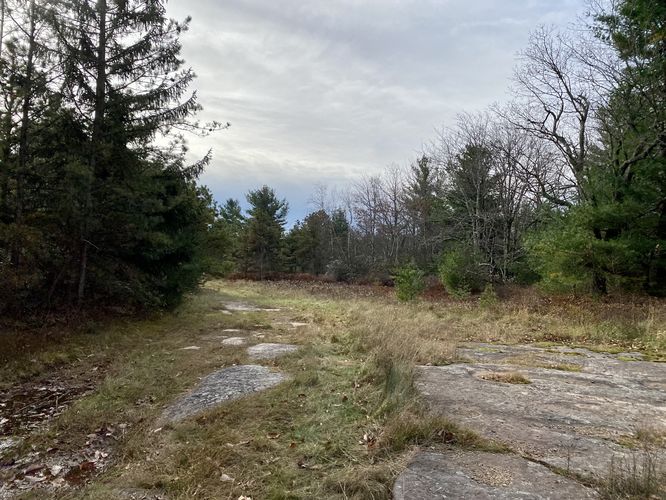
0, 0, 223, 313
48, 0, 220, 306
520, 1, 665, 294
404, 155, 443, 268
244, 186, 288, 279
284, 210, 332, 275
590, 0, 666, 294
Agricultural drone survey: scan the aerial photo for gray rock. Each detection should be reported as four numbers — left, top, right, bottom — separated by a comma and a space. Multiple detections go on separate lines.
161, 365, 286, 423
0, 436, 20, 455
223, 302, 280, 312
393, 451, 598, 499
111, 488, 168, 499
247, 343, 299, 360
455, 343, 652, 374
222, 337, 247, 346
416, 345, 666, 479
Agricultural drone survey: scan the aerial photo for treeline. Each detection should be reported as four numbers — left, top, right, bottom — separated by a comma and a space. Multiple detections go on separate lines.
213, 1, 665, 296
0, 0, 223, 314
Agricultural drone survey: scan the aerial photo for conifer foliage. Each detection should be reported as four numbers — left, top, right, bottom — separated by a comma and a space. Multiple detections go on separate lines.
0, 0, 221, 313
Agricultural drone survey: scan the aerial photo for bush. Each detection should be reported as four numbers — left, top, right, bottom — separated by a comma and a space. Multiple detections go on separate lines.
326, 257, 370, 283
478, 284, 499, 308
438, 245, 488, 296
394, 263, 426, 301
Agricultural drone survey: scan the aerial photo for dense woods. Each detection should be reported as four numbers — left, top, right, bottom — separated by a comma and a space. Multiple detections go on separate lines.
0, 0, 222, 314
0, 0, 663, 318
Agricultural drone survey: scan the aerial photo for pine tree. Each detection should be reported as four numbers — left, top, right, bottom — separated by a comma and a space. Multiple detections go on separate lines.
45, 0, 220, 306
244, 186, 288, 279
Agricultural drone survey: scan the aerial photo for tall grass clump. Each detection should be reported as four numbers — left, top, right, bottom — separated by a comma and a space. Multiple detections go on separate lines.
601, 450, 664, 499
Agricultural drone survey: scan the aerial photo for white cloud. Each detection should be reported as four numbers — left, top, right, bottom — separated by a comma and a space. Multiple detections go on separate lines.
166, 0, 585, 222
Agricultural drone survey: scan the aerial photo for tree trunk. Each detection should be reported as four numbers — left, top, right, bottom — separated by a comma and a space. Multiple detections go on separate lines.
13, 0, 36, 268
591, 227, 608, 295
0, 0, 10, 225
0, 0, 5, 59
78, 0, 107, 306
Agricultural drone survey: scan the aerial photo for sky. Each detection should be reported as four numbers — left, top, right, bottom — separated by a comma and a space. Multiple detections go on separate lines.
166, 0, 585, 224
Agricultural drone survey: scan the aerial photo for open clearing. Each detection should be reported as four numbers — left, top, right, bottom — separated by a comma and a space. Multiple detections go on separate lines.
0, 280, 665, 499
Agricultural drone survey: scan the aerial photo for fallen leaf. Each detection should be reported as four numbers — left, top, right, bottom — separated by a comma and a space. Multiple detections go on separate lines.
267, 432, 280, 440
79, 461, 96, 472
360, 432, 377, 448
49, 465, 64, 476
51, 477, 66, 487
220, 473, 234, 482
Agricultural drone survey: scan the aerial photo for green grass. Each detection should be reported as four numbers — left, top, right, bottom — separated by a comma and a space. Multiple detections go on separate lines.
1, 279, 664, 499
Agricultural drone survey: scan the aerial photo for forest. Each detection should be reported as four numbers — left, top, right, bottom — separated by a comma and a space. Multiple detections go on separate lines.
0, 0, 664, 317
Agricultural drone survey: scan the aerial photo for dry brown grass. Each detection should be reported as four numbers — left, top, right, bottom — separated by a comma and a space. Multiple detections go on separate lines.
477, 371, 532, 384
500, 354, 583, 372
239, 279, 666, 361
1, 279, 664, 499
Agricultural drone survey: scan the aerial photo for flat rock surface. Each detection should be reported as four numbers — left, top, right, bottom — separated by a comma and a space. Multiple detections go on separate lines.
222, 301, 280, 312
417, 344, 666, 479
161, 365, 286, 423
221, 337, 247, 346
393, 451, 598, 499
247, 343, 299, 360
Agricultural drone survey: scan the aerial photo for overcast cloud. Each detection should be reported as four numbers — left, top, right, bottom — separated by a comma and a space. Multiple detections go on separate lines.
166, 0, 584, 223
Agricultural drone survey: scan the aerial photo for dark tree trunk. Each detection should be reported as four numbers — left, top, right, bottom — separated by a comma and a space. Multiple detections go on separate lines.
13, 0, 37, 268
78, 0, 107, 306
0, 0, 5, 59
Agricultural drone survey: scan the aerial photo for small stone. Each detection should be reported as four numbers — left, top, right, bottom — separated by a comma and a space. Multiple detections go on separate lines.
180, 346, 201, 351
222, 337, 247, 346
247, 343, 299, 360
223, 302, 280, 313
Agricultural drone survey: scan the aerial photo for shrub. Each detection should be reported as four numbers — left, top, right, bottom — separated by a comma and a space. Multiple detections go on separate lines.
478, 283, 499, 308
394, 263, 425, 302
326, 257, 370, 282
438, 245, 488, 296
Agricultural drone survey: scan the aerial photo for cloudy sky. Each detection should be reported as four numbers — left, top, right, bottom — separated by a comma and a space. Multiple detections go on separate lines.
166, 0, 584, 223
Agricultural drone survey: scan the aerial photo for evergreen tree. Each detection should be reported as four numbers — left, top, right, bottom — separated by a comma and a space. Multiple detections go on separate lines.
284, 210, 332, 275
0, 0, 222, 313
244, 186, 288, 279
47, 0, 219, 306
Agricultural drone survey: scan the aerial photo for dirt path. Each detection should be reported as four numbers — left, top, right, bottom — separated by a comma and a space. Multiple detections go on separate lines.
0, 298, 303, 498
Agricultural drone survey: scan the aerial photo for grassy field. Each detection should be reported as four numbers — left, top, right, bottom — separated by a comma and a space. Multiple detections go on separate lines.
1, 280, 664, 499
